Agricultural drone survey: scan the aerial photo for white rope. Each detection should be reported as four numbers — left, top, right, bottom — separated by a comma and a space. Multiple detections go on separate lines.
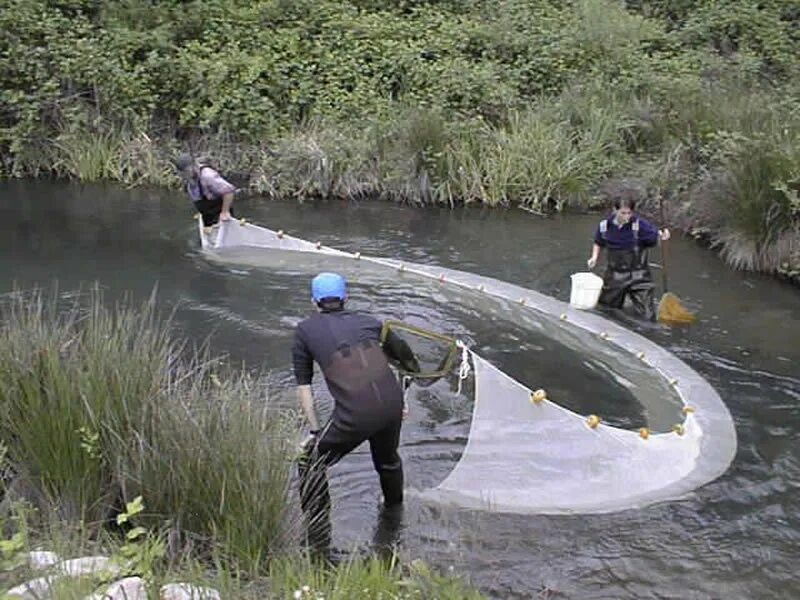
402, 375, 413, 400
455, 341, 471, 396
400, 374, 414, 420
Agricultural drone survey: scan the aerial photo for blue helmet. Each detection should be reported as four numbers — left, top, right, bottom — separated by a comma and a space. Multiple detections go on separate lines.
311, 272, 347, 303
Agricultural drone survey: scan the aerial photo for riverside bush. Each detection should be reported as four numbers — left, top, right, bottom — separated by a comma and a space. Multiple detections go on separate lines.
0, 0, 797, 274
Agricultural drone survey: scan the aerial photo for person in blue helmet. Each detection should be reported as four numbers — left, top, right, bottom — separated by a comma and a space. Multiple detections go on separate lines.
587, 196, 670, 320
293, 272, 419, 557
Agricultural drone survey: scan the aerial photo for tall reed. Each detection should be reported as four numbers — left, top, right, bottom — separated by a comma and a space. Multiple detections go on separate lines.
0, 288, 298, 573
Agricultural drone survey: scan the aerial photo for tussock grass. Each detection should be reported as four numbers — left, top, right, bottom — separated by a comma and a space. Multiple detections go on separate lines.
0, 288, 297, 573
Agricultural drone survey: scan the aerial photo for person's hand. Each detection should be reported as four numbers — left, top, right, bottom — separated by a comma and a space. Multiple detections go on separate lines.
659, 228, 671, 241
220, 210, 232, 222
402, 400, 410, 420
299, 430, 319, 454
587, 256, 597, 269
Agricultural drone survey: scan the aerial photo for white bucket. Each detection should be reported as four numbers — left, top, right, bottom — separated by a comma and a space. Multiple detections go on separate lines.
569, 272, 604, 310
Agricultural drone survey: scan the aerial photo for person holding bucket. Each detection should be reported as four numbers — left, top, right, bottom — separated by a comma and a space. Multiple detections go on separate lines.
586, 196, 670, 320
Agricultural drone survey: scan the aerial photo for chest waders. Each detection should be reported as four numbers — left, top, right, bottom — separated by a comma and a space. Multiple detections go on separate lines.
297, 315, 404, 556
598, 219, 657, 321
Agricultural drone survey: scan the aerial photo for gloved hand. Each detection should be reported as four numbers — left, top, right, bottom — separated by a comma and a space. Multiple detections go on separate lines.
587, 256, 597, 269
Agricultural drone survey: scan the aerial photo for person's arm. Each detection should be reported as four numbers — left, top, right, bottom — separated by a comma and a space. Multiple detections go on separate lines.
292, 328, 320, 431
297, 385, 320, 432
379, 324, 419, 420
588, 224, 605, 269
382, 329, 420, 374
588, 243, 602, 269
638, 218, 661, 247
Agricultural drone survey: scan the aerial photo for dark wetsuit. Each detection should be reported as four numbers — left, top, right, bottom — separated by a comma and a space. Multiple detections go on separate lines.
594, 214, 659, 320
292, 307, 417, 552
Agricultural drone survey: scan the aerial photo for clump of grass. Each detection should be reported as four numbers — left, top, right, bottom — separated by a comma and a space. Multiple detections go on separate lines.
49, 120, 128, 182
115, 364, 297, 572
677, 94, 800, 271
0, 289, 160, 523
443, 106, 625, 210
118, 131, 177, 187
270, 555, 485, 600
0, 288, 298, 573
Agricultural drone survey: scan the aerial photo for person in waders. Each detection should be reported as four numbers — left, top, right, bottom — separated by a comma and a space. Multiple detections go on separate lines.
175, 153, 236, 229
587, 197, 670, 321
293, 272, 419, 559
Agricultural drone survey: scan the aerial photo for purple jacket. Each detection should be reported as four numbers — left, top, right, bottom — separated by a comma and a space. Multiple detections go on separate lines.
594, 214, 659, 251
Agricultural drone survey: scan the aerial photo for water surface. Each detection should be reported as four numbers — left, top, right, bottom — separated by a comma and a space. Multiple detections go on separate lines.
2, 181, 798, 599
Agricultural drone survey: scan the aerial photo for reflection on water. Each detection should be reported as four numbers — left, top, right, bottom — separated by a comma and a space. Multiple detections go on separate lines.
1, 180, 799, 599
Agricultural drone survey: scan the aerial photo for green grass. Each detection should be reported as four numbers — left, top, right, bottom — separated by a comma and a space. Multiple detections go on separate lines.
268, 555, 485, 600
0, 288, 298, 573
50, 123, 127, 182
0, 520, 487, 599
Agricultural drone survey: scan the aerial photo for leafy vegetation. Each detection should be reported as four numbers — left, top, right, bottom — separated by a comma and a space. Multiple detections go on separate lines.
0, 0, 798, 276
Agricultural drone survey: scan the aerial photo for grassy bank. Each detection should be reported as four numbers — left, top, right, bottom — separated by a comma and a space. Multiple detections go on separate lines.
0, 289, 485, 597
0, 0, 798, 280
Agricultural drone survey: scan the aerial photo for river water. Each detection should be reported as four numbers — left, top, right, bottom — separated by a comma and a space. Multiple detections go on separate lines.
2, 180, 798, 599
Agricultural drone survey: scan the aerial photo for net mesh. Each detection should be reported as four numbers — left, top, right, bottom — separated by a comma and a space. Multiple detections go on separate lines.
201, 218, 737, 514
658, 292, 697, 325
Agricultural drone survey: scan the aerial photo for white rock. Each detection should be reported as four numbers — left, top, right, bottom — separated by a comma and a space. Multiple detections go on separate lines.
27, 550, 61, 570
59, 555, 120, 577
6, 575, 58, 599
88, 576, 148, 600
160, 582, 222, 600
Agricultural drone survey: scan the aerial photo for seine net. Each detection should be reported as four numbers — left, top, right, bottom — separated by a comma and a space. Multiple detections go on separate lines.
202, 218, 737, 514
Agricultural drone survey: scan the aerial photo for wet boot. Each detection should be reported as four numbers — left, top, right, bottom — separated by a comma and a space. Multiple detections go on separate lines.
378, 459, 404, 508
372, 502, 404, 561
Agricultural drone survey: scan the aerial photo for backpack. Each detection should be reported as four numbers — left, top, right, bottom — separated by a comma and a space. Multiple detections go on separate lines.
187, 165, 214, 203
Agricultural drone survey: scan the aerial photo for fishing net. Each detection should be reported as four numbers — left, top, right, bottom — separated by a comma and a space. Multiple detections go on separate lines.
658, 292, 697, 325
380, 320, 460, 387
201, 218, 737, 515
